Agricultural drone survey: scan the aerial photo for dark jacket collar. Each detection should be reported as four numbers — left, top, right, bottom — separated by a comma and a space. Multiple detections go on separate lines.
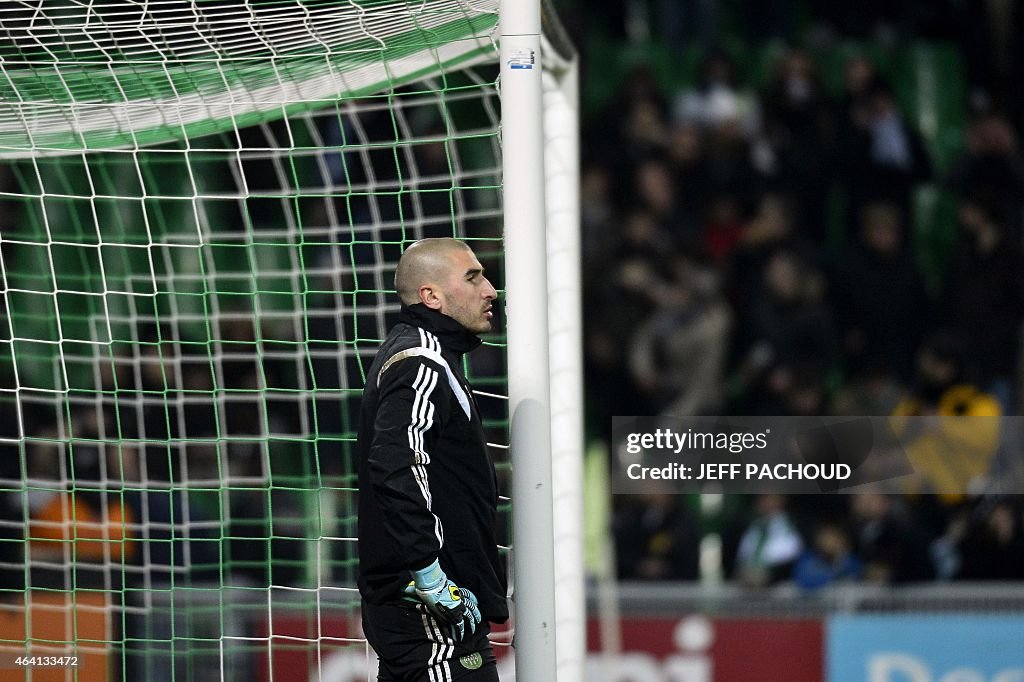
399, 304, 482, 356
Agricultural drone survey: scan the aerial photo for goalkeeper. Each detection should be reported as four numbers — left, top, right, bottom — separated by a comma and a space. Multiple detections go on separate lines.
357, 238, 506, 681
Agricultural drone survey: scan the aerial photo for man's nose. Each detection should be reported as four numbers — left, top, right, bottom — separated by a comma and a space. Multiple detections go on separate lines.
483, 278, 497, 300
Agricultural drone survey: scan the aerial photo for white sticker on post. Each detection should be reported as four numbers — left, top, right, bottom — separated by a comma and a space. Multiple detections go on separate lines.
507, 48, 535, 70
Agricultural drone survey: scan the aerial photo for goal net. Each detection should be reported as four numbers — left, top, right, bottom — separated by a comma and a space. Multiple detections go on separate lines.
0, 1, 527, 679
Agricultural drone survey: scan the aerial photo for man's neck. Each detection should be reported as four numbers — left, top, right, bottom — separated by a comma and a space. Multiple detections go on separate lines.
399, 304, 482, 356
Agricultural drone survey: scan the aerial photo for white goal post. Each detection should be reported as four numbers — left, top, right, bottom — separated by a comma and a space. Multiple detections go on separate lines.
500, 0, 584, 679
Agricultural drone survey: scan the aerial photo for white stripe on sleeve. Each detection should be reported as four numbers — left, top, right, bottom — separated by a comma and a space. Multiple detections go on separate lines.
408, 362, 443, 546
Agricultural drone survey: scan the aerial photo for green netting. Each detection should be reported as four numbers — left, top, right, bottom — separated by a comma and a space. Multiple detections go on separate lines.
1, 0, 499, 154
0, 1, 509, 679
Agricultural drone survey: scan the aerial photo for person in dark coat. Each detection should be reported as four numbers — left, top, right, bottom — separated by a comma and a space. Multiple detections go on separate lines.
836, 81, 932, 229
957, 499, 1024, 580
938, 195, 1024, 409
357, 239, 505, 681
830, 200, 931, 381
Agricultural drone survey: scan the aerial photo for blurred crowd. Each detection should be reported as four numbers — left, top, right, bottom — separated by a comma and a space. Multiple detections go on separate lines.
583, 47, 1024, 425
615, 491, 1024, 587
580, 24, 1024, 583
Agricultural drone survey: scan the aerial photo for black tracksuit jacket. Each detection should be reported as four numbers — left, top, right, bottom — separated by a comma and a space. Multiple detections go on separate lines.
356, 304, 508, 623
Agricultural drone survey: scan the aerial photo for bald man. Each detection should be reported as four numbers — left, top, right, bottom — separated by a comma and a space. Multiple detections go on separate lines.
357, 239, 504, 681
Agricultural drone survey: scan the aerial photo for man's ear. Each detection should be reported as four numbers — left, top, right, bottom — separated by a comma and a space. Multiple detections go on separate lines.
419, 285, 443, 310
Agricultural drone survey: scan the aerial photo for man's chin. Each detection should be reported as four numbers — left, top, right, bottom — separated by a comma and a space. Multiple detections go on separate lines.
470, 318, 492, 334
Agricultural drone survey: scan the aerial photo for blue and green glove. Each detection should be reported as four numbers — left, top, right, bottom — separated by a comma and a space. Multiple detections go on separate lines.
404, 559, 482, 641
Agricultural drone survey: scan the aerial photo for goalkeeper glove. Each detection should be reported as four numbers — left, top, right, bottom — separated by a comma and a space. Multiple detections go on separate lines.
404, 559, 482, 641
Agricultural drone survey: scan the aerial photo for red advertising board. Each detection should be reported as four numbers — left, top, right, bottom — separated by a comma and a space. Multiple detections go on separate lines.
709, 619, 823, 681
260, 612, 823, 681
586, 615, 823, 681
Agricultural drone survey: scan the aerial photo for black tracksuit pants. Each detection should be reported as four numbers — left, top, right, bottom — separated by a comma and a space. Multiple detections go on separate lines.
362, 601, 499, 682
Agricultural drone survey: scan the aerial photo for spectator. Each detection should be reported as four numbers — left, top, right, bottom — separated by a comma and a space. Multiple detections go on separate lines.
673, 49, 759, 138
891, 331, 1002, 501
25, 412, 138, 590
835, 55, 879, 127
833, 52, 880, 227
836, 80, 932, 228
628, 253, 732, 416
634, 156, 690, 240
708, 102, 765, 200
830, 200, 931, 381
580, 163, 618, 269
615, 493, 701, 581
671, 49, 770, 202
829, 361, 905, 416
947, 112, 1024, 237
954, 3, 1024, 126
938, 195, 1024, 410
957, 499, 1024, 580
590, 64, 670, 179
702, 193, 746, 265
623, 99, 671, 159
782, 366, 830, 417
760, 48, 836, 240
734, 494, 804, 587
667, 122, 713, 237
735, 249, 838, 414
852, 493, 935, 584
584, 210, 675, 423
728, 192, 818, 315
793, 522, 863, 591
